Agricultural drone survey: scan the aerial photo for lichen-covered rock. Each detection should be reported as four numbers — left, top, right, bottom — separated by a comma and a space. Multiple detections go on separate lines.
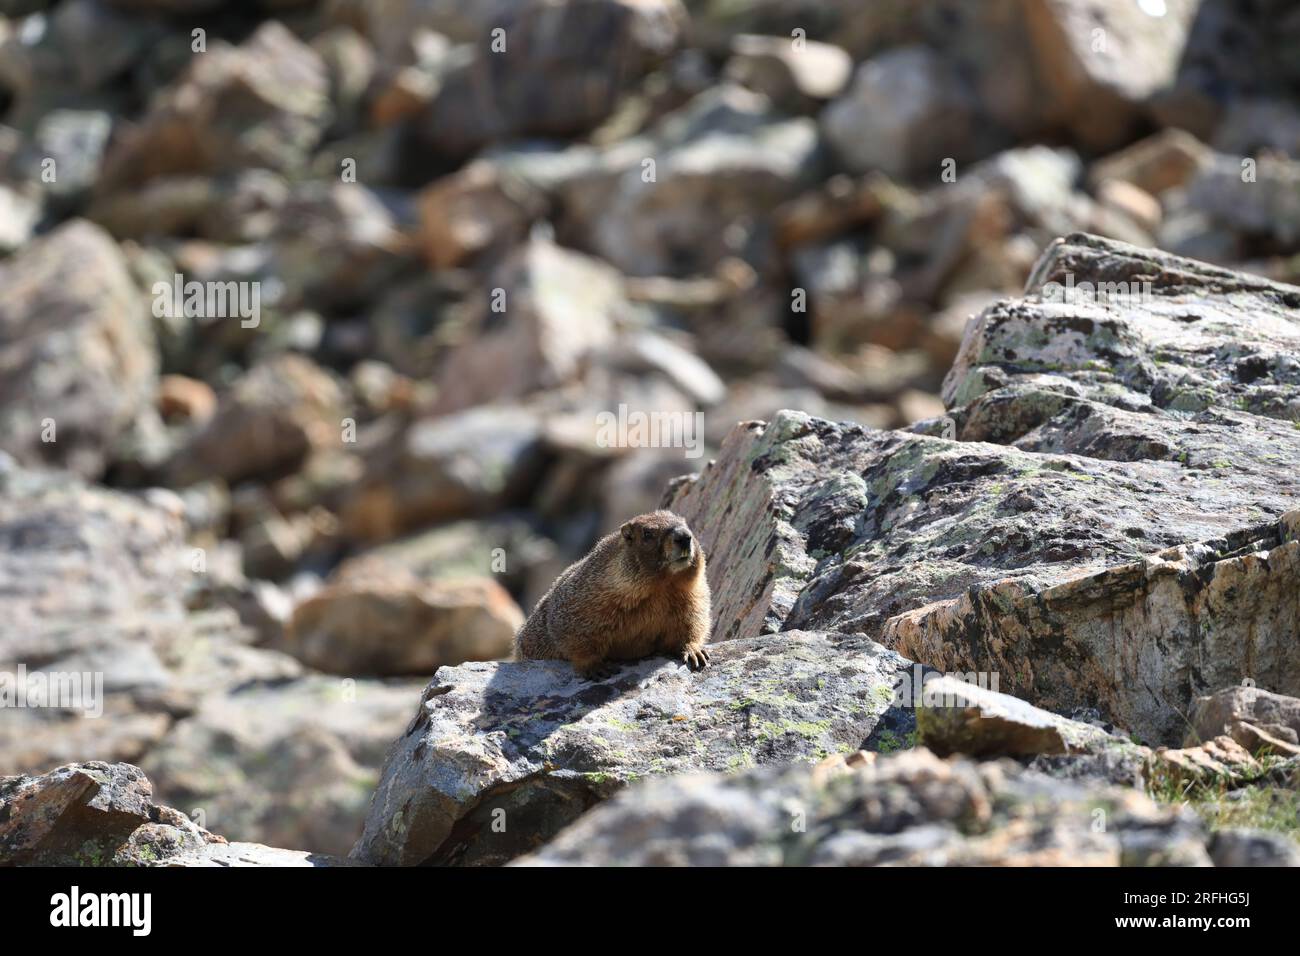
886, 513, 1300, 746
926, 233, 1300, 743
944, 233, 1300, 421
351, 630, 916, 865
516, 747, 1214, 866
668, 235, 1300, 745
669, 414, 1299, 647
0, 762, 210, 866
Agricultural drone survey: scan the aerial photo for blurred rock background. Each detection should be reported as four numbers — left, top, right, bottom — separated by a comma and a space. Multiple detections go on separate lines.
0, 0, 1298, 855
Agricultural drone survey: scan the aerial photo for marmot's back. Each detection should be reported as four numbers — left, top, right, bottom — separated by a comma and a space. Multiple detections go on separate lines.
512, 538, 612, 661
513, 511, 711, 678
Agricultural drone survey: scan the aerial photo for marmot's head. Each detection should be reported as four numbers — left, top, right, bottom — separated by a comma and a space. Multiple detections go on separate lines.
619, 510, 699, 576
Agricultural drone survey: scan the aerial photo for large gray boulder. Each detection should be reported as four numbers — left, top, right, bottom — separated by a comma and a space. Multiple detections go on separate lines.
0, 458, 188, 680
821, 45, 979, 179
945, 232, 1300, 422
428, 237, 628, 415
1022, 0, 1200, 151
352, 631, 915, 865
667, 235, 1300, 744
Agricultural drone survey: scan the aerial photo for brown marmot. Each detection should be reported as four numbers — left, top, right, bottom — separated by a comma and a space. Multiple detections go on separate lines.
514, 510, 711, 679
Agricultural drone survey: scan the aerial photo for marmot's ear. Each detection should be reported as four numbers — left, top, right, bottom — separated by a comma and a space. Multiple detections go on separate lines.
620, 521, 634, 541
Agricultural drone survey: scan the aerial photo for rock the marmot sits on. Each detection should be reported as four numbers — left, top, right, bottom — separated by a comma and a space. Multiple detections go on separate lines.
514, 510, 711, 678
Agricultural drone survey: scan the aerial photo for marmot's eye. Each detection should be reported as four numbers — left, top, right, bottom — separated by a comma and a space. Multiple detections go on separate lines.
642, 529, 654, 542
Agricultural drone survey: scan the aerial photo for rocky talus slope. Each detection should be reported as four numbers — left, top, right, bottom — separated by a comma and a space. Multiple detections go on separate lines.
4, 0, 1299, 863
4, 235, 1298, 866
0, 456, 427, 856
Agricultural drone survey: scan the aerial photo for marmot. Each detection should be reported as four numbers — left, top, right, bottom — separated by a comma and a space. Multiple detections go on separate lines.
514, 510, 711, 679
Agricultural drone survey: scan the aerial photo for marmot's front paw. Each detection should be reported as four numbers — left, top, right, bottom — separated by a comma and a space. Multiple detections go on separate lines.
682, 646, 710, 671
576, 661, 619, 681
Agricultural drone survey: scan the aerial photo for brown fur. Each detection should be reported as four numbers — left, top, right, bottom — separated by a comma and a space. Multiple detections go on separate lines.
513, 510, 712, 677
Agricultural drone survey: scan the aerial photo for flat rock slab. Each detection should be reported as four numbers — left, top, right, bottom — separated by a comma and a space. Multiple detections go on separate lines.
165, 843, 359, 867
947, 232, 1300, 423
352, 630, 915, 865
916, 674, 1124, 758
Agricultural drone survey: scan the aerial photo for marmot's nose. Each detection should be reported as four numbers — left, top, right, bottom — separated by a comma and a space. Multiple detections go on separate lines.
672, 529, 692, 548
